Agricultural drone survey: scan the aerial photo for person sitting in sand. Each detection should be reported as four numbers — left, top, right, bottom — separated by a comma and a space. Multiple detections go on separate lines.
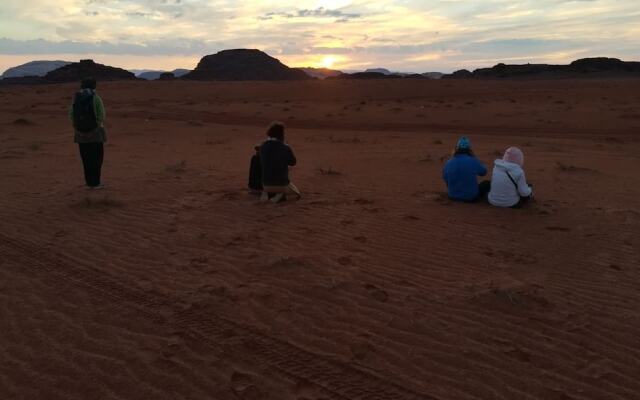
259, 122, 301, 203
248, 144, 263, 194
442, 136, 489, 202
69, 77, 107, 189
488, 147, 533, 208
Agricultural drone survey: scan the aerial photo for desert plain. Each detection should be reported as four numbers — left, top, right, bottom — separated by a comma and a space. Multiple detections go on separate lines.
1, 78, 640, 399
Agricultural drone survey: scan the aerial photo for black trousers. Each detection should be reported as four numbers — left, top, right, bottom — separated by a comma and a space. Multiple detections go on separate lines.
78, 143, 104, 187
478, 180, 491, 200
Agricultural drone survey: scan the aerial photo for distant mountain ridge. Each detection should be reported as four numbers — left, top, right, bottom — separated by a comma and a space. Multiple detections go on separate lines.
1, 59, 137, 84
444, 57, 640, 79
1, 60, 71, 79
3, 54, 639, 85
136, 69, 191, 80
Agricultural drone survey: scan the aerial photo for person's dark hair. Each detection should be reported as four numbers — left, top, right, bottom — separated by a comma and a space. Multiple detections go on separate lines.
81, 77, 97, 90
266, 122, 285, 141
454, 148, 474, 157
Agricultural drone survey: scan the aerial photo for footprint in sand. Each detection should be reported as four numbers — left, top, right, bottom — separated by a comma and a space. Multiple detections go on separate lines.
294, 378, 328, 400
230, 371, 263, 399
337, 256, 352, 266
350, 341, 375, 361
364, 284, 388, 302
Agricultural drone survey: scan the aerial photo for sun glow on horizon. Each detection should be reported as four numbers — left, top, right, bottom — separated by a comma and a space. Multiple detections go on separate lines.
321, 55, 336, 69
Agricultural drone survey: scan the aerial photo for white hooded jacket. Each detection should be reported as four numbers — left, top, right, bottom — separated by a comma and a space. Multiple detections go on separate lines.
488, 159, 532, 207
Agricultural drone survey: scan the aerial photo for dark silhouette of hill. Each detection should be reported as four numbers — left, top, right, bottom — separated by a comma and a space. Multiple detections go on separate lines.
328, 72, 403, 80
444, 57, 640, 79
183, 49, 311, 81
44, 59, 137, 82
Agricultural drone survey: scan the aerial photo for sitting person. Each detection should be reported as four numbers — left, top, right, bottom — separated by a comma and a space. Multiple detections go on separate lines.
259, 122, 301, 203
248, 144, 263, 194
443, 136, 489, 202
488, 147, 533, 208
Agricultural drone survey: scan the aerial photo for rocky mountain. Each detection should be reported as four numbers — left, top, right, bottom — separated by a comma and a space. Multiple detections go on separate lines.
298, 67, 343, 79
44, 59, 137, 82
183, 49, 311, 81
1, 60, 71, 79
422, 72, 444, 79
364, 68, 392, 75
444, 58, 640, 79
158, 72, 176, 80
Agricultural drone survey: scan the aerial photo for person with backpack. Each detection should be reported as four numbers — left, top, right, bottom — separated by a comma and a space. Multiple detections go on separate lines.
442, 136, 489, 202
70, 77, 106, 189
488, 147, 533, 208
259, 122, 301, 203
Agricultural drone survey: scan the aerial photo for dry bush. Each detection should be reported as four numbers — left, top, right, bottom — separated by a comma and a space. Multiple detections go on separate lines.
12, 118, 33, 125
318, 167, 342, 176
27, 142, 42, 151
328, 135, 362, 144
556, 161, 596, 173
432, 139, 443, 145
165, 160, 187, 173
74, 196, 124, 209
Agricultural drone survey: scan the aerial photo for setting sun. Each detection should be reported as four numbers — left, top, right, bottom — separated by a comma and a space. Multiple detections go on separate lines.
321, 56, 336, 69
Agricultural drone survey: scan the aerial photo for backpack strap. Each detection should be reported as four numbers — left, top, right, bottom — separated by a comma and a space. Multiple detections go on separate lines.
505, 170, 518, 190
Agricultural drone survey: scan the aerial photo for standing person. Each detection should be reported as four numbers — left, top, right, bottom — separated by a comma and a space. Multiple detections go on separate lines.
488, 147, 533, 208
442, 136, 489, 202
70, 77, 106, 189
259, 122, 301, 203
248, 144, 263, 194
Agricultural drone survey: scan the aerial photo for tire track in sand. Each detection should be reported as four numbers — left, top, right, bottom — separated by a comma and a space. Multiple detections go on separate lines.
0, 232, 437, 400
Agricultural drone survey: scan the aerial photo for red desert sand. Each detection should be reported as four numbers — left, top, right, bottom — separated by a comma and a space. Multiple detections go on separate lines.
1, 79, 639, 400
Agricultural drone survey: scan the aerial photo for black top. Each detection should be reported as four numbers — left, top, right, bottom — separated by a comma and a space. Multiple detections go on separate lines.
248, 154, 263, 190
259, 139, 297, 186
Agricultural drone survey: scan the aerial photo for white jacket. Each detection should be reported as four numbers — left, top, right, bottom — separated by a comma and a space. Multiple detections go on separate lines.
488, 159, 532, 207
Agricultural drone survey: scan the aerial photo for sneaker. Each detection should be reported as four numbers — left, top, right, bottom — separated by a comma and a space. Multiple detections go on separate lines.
260, 192, 269, 202
270, 193, 285, 203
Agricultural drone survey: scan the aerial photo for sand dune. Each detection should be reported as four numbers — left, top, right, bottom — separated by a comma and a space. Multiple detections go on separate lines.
1, 79, 639, 399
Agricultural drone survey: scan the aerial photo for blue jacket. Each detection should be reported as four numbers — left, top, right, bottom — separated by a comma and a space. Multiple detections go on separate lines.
443, 154, 487, 201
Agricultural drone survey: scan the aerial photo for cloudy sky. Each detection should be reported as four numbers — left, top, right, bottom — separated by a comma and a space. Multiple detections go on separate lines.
1, 0, 639, 73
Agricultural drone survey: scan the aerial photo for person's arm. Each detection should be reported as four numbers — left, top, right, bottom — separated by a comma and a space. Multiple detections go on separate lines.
94, 94, 105, 126
477, 160, 487, 177
287, 145, 297, 166
442, 161, 449, 182
516, 171, 532, 197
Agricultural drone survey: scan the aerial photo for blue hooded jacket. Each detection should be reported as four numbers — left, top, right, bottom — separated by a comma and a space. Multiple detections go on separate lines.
443, 154, 487, 201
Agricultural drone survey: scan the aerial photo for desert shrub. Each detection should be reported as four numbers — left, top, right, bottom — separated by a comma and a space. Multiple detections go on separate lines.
165, 160, 187, 173
318, 167, 342, 176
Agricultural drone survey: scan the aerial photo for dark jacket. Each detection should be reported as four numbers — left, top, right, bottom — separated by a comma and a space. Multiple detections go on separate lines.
260, 138, 297, 186
248, 154, 263, 190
